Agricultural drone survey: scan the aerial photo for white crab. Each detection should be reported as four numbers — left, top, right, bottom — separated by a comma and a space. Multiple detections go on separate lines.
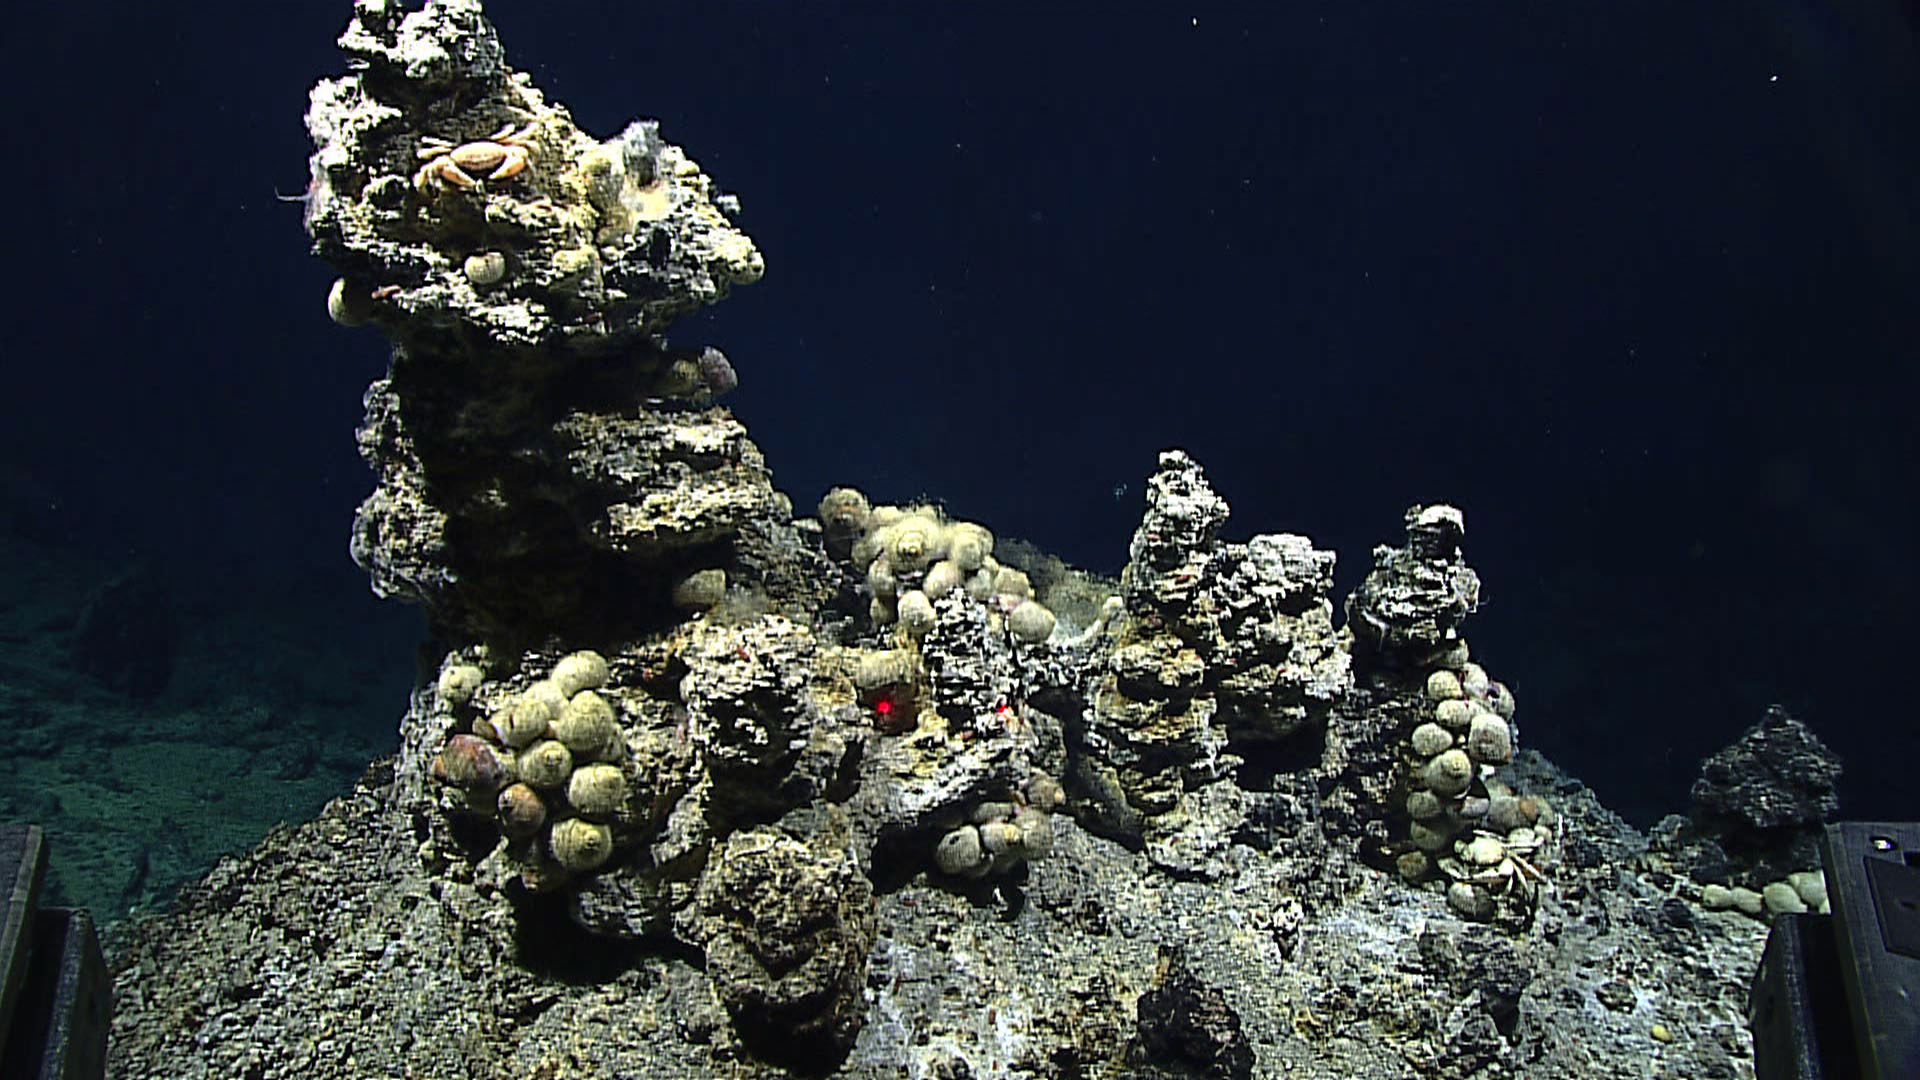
1441, 826, 1552, 907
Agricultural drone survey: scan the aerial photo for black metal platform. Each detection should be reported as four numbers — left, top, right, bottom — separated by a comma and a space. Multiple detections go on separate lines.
0, 825, 111, 1080
1752, 821, 1920, 1080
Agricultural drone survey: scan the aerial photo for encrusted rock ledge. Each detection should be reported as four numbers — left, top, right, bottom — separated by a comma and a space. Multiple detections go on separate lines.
105, 4, 1789, 1077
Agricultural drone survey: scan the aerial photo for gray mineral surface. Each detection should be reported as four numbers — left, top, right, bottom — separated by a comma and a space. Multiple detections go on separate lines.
102, 3, 1790, 1077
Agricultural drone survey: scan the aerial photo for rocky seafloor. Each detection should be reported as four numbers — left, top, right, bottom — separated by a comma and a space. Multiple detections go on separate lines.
101, 3, 1845, 1077
0, 535, 410, 932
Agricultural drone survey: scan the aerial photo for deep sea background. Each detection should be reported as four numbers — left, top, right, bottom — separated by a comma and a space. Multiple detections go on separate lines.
4, 1, 1915, 920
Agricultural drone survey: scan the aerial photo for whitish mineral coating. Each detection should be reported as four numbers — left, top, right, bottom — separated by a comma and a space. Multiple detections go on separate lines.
306, 0, 762, 349
345, 360, 787, 641
101, 6, 1783, 1079
1345, 503, 1482, 658
680, 617, 838, 826
323, 0, 792, 637
1080, 451, 1351, 872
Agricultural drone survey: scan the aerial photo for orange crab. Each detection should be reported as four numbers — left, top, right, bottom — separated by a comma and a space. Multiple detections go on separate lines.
413, 122, 537, 193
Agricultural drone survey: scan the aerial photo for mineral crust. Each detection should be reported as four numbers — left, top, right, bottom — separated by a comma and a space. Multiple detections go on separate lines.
105, 4, 1785, 1078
